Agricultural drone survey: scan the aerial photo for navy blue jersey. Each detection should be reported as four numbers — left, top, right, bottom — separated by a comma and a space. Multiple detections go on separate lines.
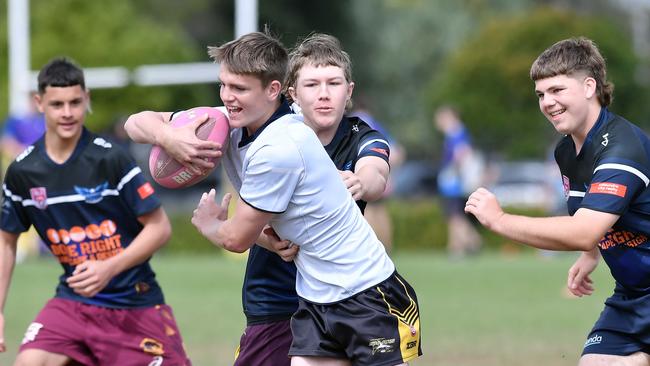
556, 108, 650, 293
1, 128, 164, 308
242, 112, 390, 324
324, 116, 390, 213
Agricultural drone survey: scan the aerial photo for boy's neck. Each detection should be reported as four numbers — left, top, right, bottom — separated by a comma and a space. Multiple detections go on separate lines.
45, 130, 82, 164
572, 103, 603, 154
245, 99, 283, 135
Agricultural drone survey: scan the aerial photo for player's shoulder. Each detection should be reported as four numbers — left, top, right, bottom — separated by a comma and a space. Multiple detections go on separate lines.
349, 116, 385, 137
5, 144, 38, 178
86, 134, 129, 159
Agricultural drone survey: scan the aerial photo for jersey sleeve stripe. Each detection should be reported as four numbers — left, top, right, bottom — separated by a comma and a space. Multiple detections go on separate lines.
357, 138, 389, 155
3, 184, 23, 202
594, 163, 650, 186
117, 167, 142, 191
569, 190, 586, 197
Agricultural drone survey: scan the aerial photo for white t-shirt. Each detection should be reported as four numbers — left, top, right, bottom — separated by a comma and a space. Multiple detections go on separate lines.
237, 113, 395, 303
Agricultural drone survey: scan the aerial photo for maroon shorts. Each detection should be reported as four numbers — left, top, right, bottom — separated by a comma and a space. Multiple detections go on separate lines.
19, 298, 191, 366
233, 320, 292, 366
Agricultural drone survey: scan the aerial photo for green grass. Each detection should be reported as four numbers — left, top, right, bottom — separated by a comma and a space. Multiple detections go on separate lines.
1, 251, 612, 366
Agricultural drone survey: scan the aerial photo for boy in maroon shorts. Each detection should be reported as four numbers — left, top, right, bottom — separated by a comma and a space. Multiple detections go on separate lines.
0, 58, 191, 365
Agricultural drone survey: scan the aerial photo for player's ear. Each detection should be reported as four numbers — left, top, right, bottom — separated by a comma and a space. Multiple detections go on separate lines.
33, 92, 44, 113
267, 80, 282, 100
347, 81, 355, 101
84, 89, 93, 114
288, 86, 298, 105
583, 77, 597, 99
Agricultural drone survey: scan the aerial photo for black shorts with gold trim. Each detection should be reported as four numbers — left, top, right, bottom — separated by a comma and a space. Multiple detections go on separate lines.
288, 271, 422, 365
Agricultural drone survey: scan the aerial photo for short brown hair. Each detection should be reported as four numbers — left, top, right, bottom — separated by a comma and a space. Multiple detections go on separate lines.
285, 33, 353, 92
530, 37, 613, 106
207, 30, 287, 87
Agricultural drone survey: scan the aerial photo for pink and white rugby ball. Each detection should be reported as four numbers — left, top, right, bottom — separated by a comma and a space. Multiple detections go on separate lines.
149, 107, 229, 189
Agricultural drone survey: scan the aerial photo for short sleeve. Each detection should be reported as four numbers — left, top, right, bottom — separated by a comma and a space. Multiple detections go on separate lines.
357, 130, 390, 164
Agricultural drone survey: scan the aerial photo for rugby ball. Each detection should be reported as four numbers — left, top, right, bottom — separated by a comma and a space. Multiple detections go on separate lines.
149, 107, 229, 189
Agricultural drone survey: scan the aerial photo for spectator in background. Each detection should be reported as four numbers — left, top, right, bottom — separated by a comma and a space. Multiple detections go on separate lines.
352, 96, 405, 252
1, 95, 46, 163
1, 94, 47, 262
434, 105, 484, 258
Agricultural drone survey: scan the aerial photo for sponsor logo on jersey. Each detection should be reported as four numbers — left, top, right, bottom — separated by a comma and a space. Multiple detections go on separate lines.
369, 337, 395, 354
344, 161, 353, 171
138, 182, 155, 199
562, 175, 570, 201
589, 182, 627, 197
584, 334, 602, 347
74, 182, 109, 204
370, 147, 389, 157
29, 187, 48, 209
598, 229, 648, 250
46, 220, 123, 266
140, 337, 165, 356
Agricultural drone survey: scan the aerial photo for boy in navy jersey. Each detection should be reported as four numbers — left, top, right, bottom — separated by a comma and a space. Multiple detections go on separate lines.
465, 37, 650, 365
0, 58, 190, 365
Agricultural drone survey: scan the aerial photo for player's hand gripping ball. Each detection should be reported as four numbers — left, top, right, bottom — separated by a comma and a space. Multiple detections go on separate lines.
149, 107, 229, 189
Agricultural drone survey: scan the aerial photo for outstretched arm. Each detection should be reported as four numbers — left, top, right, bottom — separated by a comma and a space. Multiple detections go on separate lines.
66, 207, 171, 297
0, 230, 19, 352
465, 187, 618, 251
124, 111, 221, 172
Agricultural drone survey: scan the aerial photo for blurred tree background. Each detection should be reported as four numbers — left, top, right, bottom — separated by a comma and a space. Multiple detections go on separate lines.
1, 0, 649, 159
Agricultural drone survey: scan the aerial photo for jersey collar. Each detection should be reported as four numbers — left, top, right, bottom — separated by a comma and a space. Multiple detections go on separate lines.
238, 95, 292, 147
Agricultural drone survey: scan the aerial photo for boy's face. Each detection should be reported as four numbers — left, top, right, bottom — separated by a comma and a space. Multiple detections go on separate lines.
34, 85, 88, 143
218, 65, 281, 133
289, 64, 353, 134
534, 73, 596, 136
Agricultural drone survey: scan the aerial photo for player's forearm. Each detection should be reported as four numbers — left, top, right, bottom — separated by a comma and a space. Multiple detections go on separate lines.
105, 210, 171, 275
124, 111, 172, 146
207, 220, 257, 253
0, 234, 18, 312
356, 165, 388, 202
492, 213, 600, 251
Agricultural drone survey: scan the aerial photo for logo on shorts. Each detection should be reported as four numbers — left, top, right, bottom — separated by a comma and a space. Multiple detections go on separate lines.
148, 356, 164, 366
21, 322, 44, 344
30, 187, 48, 210
140, 337, 165, 356
584, 334, 602, 348
369, 337, 395, 355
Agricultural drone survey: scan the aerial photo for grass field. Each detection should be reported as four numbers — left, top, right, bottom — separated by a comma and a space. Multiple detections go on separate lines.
1, 250, 612, 366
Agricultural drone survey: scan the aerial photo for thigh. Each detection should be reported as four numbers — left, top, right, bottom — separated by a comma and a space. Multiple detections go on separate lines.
84, 304, 191, 366
579, 352, 650, 366
14, 348, 75, 366
18, 298, 96, 366
291, 356, 352, 366
234, 321, 293, 366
